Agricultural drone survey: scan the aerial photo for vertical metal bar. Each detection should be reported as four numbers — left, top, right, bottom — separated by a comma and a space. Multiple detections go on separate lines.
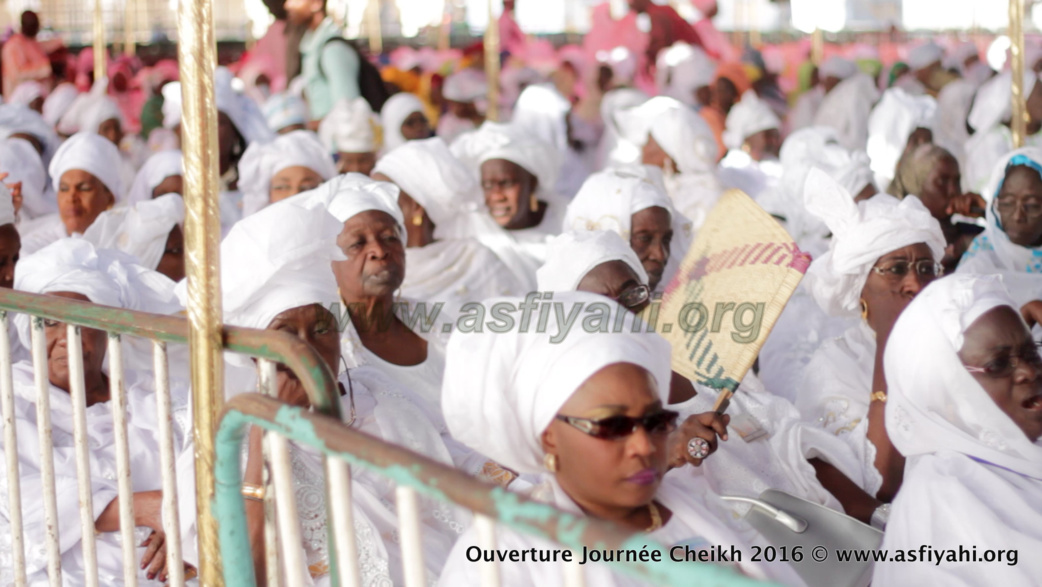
1011, 0, 1027, 148
475, 515, 500, 587
257, 360, 281, 587
395, 486, 426, 587
153, 341, 184, 586
93, 0, 107, 80
562, 550, 585, 587
30, 316, 62, 586
366, 0, 382, 54
0, 312, 27, 586
107, 335, 137, 587
811, 28, 824, 66
483, 0, 500, 122
176, 0, 225, 581
325, 459, 360, 587
66, 326, 100, 587
268, 426, 306, 586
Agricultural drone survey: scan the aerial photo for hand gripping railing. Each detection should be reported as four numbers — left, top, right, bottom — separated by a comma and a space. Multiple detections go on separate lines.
215, 394, 780, 587
0, 289, 341, 587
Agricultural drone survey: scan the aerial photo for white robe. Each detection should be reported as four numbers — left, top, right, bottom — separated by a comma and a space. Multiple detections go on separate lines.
402, 239, 529, 314
19, 213, 69, 255
812, 74, 879, 152
786, 86, 823, 133
716, 151, 782, 201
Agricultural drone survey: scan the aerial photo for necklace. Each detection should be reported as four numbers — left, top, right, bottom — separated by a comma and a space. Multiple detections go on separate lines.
645, 501, 662, 533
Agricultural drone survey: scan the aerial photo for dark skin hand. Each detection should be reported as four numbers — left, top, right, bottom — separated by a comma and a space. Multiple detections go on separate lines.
665, 412, 729, 468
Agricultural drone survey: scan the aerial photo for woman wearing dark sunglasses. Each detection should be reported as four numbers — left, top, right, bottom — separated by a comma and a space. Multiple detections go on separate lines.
440, 291, 802, 586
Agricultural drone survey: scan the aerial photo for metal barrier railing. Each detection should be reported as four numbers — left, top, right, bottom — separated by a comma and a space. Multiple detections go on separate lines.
0, 289, 341, 587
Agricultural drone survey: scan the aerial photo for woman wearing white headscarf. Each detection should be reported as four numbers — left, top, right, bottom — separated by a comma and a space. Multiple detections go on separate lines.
237, 130, 337, 217
319, 97, 377, 175
1, 238, 189, 586
126, 150, 183, 205
964, 70, 1042, 194
0, 136, 51, 220
0, 183, 18, 289
866, 87, 937, 189
380, 92, 431, 153
812, 71, 880, 151
439, 291, 804, 586
261, 92, 309, 134
718, 91, 783, 200
21, 132, 124, 255
171, 196, 472, 586
57, 84, 139, 193
371, 136, 532, 308
510, 84, 592, 199
563, 166, 692, 293
873, 274, 1042, 586
536, 230, 648, 300
438, 70, 487, 145
0, 103, 62, 166
42, 82, 79, 129
798, 169, 947, 506
83, 193, 186, 281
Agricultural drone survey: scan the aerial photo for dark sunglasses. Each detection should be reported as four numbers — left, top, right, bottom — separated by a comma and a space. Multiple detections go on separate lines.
555, 410, 679, 440
870, 259, 943, 280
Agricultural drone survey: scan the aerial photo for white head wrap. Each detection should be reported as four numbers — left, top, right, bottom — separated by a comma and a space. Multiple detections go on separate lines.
510, 84, 571, 155
906, 42, 945, 70
866, 87, 938, 182
42, 83, 80, 127
0, 104, 61, 165
126, 150, 183, 205
262, 92, 310, 132
451, 121, 560, 198
819, 56, 858, 80
536, 230, 648, 292
380, 92, 426, 153
303, 173, 406, 239
563, 167, 676, 238
442, 69, 488, 103
0, 137, 50, 217
803, 168, 946, 317
162, 67, 275, 144
885, 273, 1042, 479
9, 81, 44, 108
443, 291, 671, 474
48, 132, 125, 200
830, 148, 875, 197
0, 183, 14, 226
969, 70, 1038, 133
177, 196, 345, 331
723, 91, 781, 151
57, 81, 122, 136
945, 42, 980, 72
655, 43, 715, 106
238, 130, 338, 218
597, 46, 638, 85
83, 194, 185, 271
319, 97, 377, 154
615, 96, 718, 175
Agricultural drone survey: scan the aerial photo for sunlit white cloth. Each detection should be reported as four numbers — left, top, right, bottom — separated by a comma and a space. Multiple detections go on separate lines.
812, 73, 879, 151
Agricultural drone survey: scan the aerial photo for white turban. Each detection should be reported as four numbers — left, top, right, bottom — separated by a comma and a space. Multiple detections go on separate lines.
162, 67, 275, 144
803, 168, 946, 317
969, 69, 1038, 133
178, 196, 345, 331
48, 132, 125, 200
615, 97, 718, 175
83, 193, 185, 271
319, 97, 377, 154
510, 84, 571, 155
0, 138, 50, 217
0, 104, 61, 164
656, 43, 715, 106
723, 91, 781, 151
830, 148, 875, 197
945, 41, 980, 72
819, 57, 858, 80
563, 166, 676, 238
371, 136, 482, 239
15, 238, 181, 347
0, 183, 14, 226
597, 46, 638, 85
442, 291, 672, 474
262, 92, 310, 132
866, 87, 938, 182
442, 69, 488, 103
238, 130, 338, 217
79, 94, 123, 135
304, 173, 406, 239
536, 230, 648, 292
42, 83, 79, 127
380, 92, 425, 152
906, 42, 944, 70
126, 150, 183, 205
9, 81, 44, 108
451, 121, 560, 197
885, 273, 1042, 479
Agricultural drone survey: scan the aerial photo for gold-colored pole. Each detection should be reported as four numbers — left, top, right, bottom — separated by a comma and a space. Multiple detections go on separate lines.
176, 0, 225, 584
749, 0, 761, 48
93, 0, 107, 80
1010, 0, 1027, 148
438, 5, 451, 52
484, 0, 500, 122
811, 27, 824, 66
124, 0, 136, 56
367, 0, 383, 55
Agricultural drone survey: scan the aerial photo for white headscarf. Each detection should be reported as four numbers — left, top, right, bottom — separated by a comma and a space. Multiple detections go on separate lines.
179, 196, 344, 330
631, 97, 719, 175
442, 70, 488, 103
262, 92, 310, 132
380, 93, 426, 153
319, 97, 376, 154
0, 137, 50, 218
9, 81, 44, 108
563, 166, 678, 238
803, 168, 946, 317
79, 94, 123, 136
906, 42, 944, 70
885, 273, 1042, 479
162, 67, 275, 144
969, 70, 1038, 133
238, 130, 338, 217
126, 150, 183, 205
819, 56, 858, 80
304, 172, 406, 239
48, 132, 125, 200
82, 194, 185, 271
42, 83, 79, 127
451, 121, 560, 197
723, 91, 781, 151
655, 43, 715, 106
866, 87, 938, 183
812, 73, 880, 151
0, 104, 61, 165
442, 291, 671, 474
509, 84, 571, 155
536, 230, 648, 292
0, 183, 14, 226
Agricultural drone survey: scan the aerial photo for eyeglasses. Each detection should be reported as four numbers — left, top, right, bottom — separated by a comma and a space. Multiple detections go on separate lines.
555, 410, 679, 440
964, 343, 1042, 378
480, 178, 520, 192
870, 259, 943, 281
996, 196, 1042, 218
616, 284, 651, 309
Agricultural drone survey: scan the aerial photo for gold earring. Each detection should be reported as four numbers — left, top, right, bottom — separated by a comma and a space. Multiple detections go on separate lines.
543, 453, 558, 472
411, 213, 423, 227
860, 299, 869, 322
742, 142, 751, 153
529, 194, 539, 213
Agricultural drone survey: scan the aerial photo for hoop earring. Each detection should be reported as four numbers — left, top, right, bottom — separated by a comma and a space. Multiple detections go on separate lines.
543, 453, 558, 472
860, 299, 869, 322
529, 194, 539, 213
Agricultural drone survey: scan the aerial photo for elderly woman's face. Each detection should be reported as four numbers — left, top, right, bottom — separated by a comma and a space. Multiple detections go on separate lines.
630, 207, 672, 291
58, 169, 114, 235
266, 303, 341, 409
916, 154, 961, 222
541, 363, 671, 514
745, 128, 781, 161
481, 159, 539, 229
576, 260, 650, 314
0, 224, 21, 289
269, 166, 324, 204
156, 225, 185, 282
337, 151, 377, 176
332, 210, 406, 301
996, 165, 1042, 248
860, 243, 939, 336
959, 306, 1042, 443
151, 174, 183, 199
97, 117, 123, 147
45, 292, 107, 393
400, 111, 432, 141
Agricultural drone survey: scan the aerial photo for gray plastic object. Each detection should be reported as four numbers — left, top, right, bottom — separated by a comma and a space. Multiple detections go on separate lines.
725, 489, 883, 587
